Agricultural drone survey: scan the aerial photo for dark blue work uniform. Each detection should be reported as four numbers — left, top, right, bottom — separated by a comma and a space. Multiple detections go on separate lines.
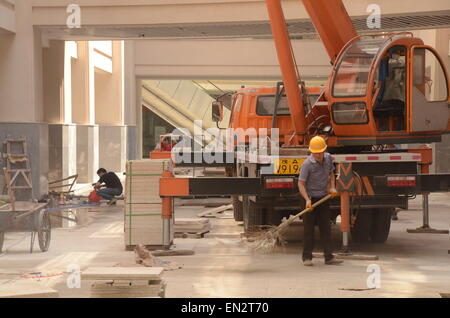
298, 153, 335, 262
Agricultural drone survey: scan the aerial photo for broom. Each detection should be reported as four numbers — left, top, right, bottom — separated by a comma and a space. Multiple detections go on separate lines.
248, 194, 333, 253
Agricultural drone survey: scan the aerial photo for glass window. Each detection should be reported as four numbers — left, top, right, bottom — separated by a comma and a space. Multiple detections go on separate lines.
332, 102, 368, 124
413, 48, 448, 102
256, 95, 290, 116
333, 39, 385, 97
256, 94, 320, 116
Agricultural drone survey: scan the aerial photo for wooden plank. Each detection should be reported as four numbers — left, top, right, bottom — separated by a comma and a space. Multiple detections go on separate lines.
81, 267, 163, 281
3, 167, 15, 211
196, 204, 233, 218
150, 249, 195, 256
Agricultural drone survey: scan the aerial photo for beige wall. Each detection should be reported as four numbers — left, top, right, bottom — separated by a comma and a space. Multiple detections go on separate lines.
0, 0, 15, 33
0, 1, 43, 123
134, 39, 331, 80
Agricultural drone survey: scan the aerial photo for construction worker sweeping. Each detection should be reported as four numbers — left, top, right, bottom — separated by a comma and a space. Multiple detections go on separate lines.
298, 136, 342, 266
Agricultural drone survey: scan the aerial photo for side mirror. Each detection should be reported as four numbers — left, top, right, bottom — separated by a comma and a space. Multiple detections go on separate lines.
212, 101, 223, 122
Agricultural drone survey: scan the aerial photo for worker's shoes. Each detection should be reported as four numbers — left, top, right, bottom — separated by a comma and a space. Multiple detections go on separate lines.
303, 259, 313, 266
107, 198, 117, 206
325, 257, 343, 265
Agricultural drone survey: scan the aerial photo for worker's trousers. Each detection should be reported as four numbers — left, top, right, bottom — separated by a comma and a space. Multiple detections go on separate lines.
97, 188, 121, 200
302, 197, 333, 262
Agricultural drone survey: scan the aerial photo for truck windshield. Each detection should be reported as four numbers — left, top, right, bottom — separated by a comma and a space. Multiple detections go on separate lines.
332, 38, 385, 97
256, 94, 320, 116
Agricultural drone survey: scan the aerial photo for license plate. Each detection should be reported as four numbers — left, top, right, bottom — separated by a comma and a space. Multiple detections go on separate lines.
274, 158, 305, 175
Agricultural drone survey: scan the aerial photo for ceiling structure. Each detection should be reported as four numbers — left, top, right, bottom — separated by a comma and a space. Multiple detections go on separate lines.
39, 11, 450, 40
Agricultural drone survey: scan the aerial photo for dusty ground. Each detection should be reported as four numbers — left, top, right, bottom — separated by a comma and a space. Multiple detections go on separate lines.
0, 193, 449, 298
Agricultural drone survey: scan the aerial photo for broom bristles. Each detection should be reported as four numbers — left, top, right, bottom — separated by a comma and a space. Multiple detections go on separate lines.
245, 194, 333, 253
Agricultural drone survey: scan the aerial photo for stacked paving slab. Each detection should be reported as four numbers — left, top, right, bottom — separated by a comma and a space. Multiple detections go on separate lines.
174, 218, 211, 235
82, 267, 166, 298
124, 159, 173, 249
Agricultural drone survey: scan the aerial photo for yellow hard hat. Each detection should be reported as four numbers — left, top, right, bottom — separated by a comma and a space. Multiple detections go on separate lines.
309, 136, 327, 153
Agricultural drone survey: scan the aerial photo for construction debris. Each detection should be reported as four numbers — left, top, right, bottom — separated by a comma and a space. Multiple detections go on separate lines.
124, 160, 173, 248
134, 244, 156, 267
196, 204, 233, 218
338, 287, 376, 292
174, 218, 211, 236
134, 245, 182, 271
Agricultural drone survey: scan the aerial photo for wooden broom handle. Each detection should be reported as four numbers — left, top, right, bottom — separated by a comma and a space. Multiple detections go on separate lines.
284, 194, 333, 227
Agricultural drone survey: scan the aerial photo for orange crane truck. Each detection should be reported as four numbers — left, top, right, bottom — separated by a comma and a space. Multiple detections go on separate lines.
162, 0, 450, 250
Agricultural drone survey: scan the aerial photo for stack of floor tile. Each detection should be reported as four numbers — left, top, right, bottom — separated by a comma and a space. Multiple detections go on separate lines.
174, 218, 211, 235
82, 267, 166, 298
0, 281, 59, 298
125, 159, 173, 249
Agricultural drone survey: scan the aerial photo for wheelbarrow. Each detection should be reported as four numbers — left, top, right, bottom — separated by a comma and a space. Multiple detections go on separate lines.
0, 201, 51, 254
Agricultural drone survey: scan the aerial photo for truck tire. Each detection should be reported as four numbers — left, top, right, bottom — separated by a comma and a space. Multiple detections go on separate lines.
370, 208, 392, 243
243, 198, 262, 233
351, 209, 373, 243
232, 196, 244, 222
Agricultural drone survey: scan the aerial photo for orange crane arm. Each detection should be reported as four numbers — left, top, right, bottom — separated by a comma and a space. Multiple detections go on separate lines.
301, 0, 357, 64
265, 0, 307, 140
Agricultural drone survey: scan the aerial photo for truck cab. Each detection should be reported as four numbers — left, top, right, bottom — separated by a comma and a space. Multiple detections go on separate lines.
327, 33, 450, 146
228, 86, 322, 144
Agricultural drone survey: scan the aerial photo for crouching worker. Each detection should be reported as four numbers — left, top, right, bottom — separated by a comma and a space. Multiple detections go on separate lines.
93, 168, 123, 205
298, 136, 342, 266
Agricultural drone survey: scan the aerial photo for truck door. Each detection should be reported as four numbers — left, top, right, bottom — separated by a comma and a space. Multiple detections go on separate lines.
409, 46, 449, 132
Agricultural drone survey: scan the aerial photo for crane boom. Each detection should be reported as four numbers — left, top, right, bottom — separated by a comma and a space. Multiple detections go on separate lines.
301, 0, 357, 64
265, 0, 307, 141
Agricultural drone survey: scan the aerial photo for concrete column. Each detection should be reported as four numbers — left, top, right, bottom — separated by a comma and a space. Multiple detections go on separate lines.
136, 78, 143, 159
88, 42, 96, 125
64, 42, 73, 124
43, 40, 65, 123
123, 40, 137, 160
76, 125, 99, 183
72, 41, 90, 124
0, 1, 48, 199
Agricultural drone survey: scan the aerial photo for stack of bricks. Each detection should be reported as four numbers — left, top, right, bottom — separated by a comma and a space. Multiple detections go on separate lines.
82, 267, 166, 298
124, 159, 174, 249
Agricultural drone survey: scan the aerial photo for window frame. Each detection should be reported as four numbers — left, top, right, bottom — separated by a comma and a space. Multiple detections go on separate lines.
331, 101, 369, 125
411, 46, 449, 103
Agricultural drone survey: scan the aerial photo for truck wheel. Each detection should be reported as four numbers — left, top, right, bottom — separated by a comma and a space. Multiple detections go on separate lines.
243, 198, 262, 233
232, 196, 244, 222
370, 208, 392, 243
351, 209, 373, 243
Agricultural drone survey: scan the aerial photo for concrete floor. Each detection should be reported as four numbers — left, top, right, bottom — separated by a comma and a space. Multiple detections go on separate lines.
0, 193, 449, 298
